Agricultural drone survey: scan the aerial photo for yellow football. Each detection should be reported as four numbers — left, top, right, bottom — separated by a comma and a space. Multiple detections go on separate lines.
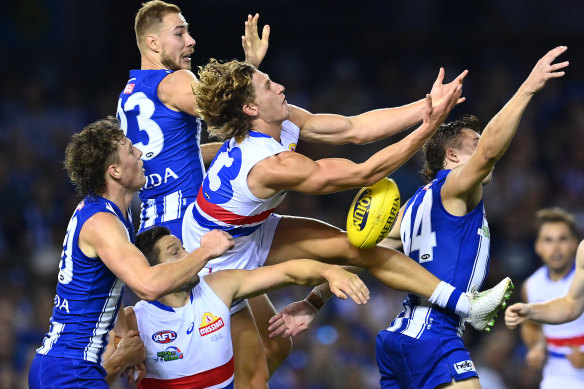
346, 178, 401, 249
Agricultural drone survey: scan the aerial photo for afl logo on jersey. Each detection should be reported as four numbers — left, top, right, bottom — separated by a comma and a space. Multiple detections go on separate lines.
152, 330, 177, 344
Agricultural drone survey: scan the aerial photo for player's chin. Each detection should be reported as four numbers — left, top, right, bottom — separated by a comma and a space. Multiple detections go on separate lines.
181, 59, 192, 70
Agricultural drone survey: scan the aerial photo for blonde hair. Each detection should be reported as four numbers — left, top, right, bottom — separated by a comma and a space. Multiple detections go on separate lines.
134, 1, 181, 49
195, 59, 257, 141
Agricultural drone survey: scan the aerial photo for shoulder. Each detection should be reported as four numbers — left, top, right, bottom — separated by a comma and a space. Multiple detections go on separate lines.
254, 151, 303, 171
159, 69, 197, 92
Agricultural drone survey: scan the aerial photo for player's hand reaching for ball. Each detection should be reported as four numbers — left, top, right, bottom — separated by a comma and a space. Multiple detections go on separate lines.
521, 46, 569, 95
200, 230, 235, 259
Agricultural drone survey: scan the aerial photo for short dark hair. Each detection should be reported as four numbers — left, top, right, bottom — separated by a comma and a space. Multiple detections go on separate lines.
135, 226, 171, 266
535, 207, 581, 240
421, 114, 482, 183
64, 117, 125, 197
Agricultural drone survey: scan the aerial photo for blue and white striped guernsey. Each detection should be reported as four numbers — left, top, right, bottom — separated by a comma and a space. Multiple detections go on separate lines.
390, 169, 490, 338
36, 196, 134, 364
117, 69, 204, 235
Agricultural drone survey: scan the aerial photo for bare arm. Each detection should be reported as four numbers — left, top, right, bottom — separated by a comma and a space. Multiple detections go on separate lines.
507, 239, 584, 326
80, 213, 234, 301
206, 260, 369, 307
250, 89, 460, 198
158, 70, 199, 116
289, 68, 467, 145
442, 46, 569, 209
200, 142, 223, 167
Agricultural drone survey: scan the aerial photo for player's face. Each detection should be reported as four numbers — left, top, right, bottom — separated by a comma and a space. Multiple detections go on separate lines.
154, 235, 189, 264
117, 137, 146, 190
250, 71, 290, 123
535, 222, 578, 275
451, 129, 494, 184
157, 12, 196, 71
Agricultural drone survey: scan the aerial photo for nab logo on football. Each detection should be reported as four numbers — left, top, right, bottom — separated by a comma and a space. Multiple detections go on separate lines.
351, 189, 372, 231
152, 330, 177, 344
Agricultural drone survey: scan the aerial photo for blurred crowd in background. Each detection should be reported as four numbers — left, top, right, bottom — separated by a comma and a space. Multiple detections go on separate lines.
1, 0, 583, 388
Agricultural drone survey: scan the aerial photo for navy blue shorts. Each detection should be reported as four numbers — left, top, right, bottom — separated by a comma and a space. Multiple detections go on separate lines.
375, 330, 478, 389
28, 354, 108, 389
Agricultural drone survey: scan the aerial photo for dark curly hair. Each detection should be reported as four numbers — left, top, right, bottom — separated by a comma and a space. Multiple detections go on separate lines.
420, 114, 482, 183
194, 59, 257, 141
64, 116, 125, 197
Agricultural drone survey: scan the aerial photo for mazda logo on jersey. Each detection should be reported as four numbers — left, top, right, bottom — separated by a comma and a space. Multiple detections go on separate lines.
152, 330, 177, 344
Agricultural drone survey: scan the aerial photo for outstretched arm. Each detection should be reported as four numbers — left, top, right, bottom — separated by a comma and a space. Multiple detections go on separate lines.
206, 260, 370, 309
268, 265, 362, 338
241, 13, 270, 68
443, 46, 569, 204
80, 213, 234, 301
250, 87, 461, 198
506, 239, 584, 327
290, 68, 467, 145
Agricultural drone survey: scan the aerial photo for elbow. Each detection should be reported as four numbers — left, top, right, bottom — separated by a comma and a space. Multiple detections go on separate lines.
131, 283, 164, 302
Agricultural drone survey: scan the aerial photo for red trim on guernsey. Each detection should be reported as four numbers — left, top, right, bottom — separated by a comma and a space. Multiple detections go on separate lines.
547, 335, 584, 347
196, 190, 274, 225
138, 357, 234, 388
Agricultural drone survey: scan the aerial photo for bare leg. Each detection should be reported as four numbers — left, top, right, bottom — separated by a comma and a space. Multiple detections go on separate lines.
230, 305, 269, 389
266, 216, 441, 299
436, 377, 481, 388
248, 294, 293, 375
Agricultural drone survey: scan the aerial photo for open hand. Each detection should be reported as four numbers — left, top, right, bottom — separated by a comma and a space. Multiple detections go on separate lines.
268, 300, 318, 338
242, 13, 270, 68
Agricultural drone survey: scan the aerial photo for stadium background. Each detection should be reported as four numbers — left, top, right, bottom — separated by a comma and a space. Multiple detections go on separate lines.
1, 0, 583, 387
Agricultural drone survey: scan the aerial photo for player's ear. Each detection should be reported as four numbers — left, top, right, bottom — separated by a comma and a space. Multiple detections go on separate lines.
145, 33, 159, 52
107, 164, 122, 180
445, 148, 459, 163
242, 103, 258, 117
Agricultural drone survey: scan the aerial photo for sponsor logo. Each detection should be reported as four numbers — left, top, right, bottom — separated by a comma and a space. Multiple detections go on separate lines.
288, 143, 297, 151
351, 189, 372, 231
123, 83, 135, 94
199, 312, 225, 336
477, 225, 490, 239
187, 322, 194, 335
152, 330, 177, 344
53, 295, 70, 313
155, 346, 183, 362
453, 360, 476, 374
376, 194, 400, 243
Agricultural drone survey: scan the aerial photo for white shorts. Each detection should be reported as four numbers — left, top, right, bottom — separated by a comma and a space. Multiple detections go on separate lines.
183, 208, 282, 313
